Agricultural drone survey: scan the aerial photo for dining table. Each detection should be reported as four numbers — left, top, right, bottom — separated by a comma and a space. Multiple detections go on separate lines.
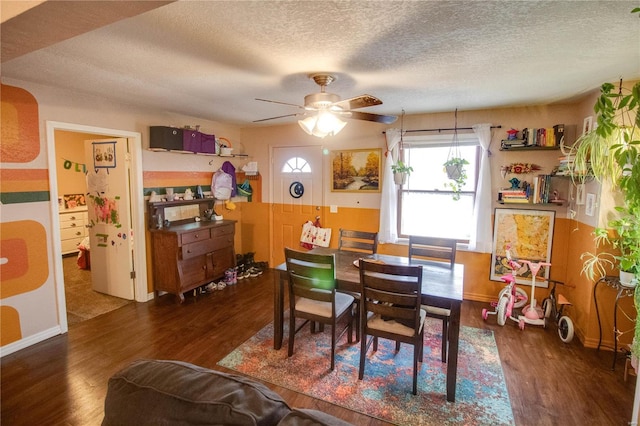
273, 247, 464, 402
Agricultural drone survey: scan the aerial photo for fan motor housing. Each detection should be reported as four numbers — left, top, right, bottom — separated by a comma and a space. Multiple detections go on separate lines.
304, 92, 341, 109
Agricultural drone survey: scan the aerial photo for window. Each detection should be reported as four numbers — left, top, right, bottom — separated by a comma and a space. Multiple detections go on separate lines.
282, 157, 311, 173
399, 134, 479, 240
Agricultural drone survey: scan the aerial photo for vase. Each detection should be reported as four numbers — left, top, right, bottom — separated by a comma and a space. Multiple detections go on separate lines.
620, 270, 637, 288
394, 172, 407, 185
445, 165, 462, 180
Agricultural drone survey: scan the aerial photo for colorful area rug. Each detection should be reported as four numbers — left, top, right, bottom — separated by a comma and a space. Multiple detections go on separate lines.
218, 318, 514, 425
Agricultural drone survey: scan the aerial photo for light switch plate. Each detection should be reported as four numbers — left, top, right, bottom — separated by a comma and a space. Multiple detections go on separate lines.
330, 205, 338, 213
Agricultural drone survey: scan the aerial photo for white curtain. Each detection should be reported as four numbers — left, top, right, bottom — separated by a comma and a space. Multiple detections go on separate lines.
468, 123, 493, 252
378, 128, 402, 243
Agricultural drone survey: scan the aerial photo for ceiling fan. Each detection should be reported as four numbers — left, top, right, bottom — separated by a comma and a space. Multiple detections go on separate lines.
254, 74, 398, 126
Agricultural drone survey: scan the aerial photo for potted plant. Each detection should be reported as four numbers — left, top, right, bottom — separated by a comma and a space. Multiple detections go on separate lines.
443, 157, 469, 200
391, 160, 413, 185
573, 78, 640, 359
580, 204, 640, 287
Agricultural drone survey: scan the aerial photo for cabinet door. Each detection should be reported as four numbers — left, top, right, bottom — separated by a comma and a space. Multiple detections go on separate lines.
206, 247, 235, 280
179, 256, 207, 290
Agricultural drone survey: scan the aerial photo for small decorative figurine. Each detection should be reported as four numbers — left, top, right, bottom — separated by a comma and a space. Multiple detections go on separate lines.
506, 128, 519, 140
509, 177, 521, 189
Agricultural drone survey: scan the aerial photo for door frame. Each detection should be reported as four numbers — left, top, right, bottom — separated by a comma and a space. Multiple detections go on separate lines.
46, 121, 148, 333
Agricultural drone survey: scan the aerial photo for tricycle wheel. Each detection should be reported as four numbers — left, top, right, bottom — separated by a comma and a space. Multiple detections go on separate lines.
558, 316, 574, 343
497, 296, 508, 326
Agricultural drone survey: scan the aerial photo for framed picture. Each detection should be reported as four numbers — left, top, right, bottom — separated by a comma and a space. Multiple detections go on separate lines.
582, 116, 593, 135
490, 208, 555, 287
93, 141, 117, 169
331, 148, 382, 192
64, 193, 86, 209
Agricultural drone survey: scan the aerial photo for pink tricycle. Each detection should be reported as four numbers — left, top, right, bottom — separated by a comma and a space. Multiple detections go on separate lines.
482, 245, 528, 326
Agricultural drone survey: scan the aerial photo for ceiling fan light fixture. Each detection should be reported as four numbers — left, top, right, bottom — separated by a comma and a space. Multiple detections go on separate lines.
298, 111, 346, 138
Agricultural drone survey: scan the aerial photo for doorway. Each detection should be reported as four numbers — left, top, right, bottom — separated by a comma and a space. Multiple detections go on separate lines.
46, 121, 148, 333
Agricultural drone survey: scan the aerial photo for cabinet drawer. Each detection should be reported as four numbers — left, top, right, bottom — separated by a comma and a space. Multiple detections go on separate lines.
182, 240, 213, 260
62, 238, 83, 253
211, 224, 234, 238
180, 229, 211, 245
60, 213, 87, 226
61, 226, 86, 240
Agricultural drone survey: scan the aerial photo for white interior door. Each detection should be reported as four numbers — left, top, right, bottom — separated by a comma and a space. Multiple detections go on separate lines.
84, 137, 134, 299
271, 145, 323, 266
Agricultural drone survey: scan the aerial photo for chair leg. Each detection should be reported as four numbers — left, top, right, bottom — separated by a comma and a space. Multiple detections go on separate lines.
358, 333, 367, 380
412, 343, 419, 395
395, 341, 401, 352
288, 314, 295, 357
354, 303, 360, 343
330, 322, 336, 371
441, 318, 448, 363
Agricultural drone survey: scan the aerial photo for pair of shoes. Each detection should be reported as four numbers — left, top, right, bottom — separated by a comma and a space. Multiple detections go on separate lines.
224, 268, 237, 285
216, 281, 226, 290
236, 265, 250, 280
247, 266, 263, 277
205, 282, 217, 292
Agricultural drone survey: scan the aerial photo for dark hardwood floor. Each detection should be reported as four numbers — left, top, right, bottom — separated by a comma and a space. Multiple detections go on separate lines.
1, 269, 636, 425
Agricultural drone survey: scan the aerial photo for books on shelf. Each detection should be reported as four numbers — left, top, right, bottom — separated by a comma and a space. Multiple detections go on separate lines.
498, 187, 530, 204
518, 124, 564, 148
532, 174, 556, 204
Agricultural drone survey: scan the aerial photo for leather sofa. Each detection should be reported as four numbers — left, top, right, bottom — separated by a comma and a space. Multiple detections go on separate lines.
102, 359, 353, 426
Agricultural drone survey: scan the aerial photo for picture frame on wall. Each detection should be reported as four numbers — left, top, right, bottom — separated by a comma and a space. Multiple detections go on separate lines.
330, 148, 382, 192
490, 208, 555, 287
582, 116, 593, 135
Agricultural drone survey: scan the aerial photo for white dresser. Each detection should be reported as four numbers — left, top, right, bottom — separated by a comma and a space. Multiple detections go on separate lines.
59, 207, 88, 254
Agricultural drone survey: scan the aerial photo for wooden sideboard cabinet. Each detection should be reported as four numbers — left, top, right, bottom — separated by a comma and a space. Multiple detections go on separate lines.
150, 220, 236, 302
148, 199, 236, 302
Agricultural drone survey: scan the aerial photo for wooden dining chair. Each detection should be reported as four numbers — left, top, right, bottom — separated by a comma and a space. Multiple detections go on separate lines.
338, 229, 378, 254
358, 259, 425, 395
408, 235, 457, 363
284, 248, 354, 371
338, 229, 379, 342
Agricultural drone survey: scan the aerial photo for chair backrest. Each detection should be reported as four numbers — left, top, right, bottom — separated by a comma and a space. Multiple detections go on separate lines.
338, 229, 378, 254
284, 247, 336, 304
408, 235, 457, 269
359, 260, 423, 332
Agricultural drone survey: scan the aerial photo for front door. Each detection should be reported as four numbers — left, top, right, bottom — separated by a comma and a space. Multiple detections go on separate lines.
84, 138, 134, 299
271, 145, 323, 266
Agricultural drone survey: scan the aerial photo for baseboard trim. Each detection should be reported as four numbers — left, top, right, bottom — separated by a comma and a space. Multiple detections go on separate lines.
0, 326, 62, 358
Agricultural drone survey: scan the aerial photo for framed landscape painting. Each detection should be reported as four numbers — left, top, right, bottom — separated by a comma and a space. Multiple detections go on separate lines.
490, 208, 555, 287
331, 148, 381, 192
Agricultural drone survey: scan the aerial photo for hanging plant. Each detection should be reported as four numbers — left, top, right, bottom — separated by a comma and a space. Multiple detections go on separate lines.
443, 108, 469, 200
392, 160, 413, 185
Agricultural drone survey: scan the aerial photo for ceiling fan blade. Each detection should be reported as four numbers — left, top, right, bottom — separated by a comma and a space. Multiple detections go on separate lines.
255, 98, 306, 110
253, 113, 302, 123
334, 94, 382, 110
347, 111, 397, 124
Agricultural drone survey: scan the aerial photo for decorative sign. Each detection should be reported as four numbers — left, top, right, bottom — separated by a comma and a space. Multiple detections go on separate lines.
62, 158, 87, 173
289, 181, 304, 198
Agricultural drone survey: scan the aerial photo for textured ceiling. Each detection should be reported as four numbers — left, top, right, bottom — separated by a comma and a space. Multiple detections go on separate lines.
2, 1, 639, 127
